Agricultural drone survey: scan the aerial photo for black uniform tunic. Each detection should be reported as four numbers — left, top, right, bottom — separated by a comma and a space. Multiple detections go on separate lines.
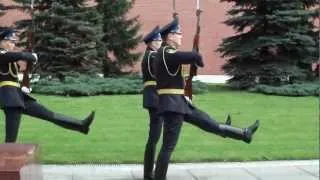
0, 49, 36, 108
141, 47, 158, 109
155, 45, 203, 115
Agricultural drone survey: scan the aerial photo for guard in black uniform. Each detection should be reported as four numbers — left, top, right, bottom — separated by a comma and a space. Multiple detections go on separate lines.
0, 28, 95, 143
153, 18, 260, 180
141, 26, 163, 180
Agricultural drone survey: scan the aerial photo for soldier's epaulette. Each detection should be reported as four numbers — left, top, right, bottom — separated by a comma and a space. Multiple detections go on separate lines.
166, 47, 177, 54
0, 49, 8, 54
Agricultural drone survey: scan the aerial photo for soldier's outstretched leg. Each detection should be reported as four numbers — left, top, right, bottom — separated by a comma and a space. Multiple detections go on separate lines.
184, 107, 259, 143
144, 108, 163, 180
220, 120, 260, 143
3, 107, 22, 142
184, 107, 225, 134
154, 112, 183, 180
22, 100, 95, 134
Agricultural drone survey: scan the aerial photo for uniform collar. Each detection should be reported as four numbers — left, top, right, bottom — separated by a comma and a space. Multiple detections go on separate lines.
164, 42, 177, 50
147, 46, 157, 52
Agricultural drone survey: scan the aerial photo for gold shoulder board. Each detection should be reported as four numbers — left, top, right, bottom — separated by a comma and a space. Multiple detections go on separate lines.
0, 50, 8, 54
166, 48, 177, 54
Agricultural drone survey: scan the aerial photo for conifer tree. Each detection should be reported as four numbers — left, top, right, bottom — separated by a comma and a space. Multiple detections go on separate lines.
217, 0, 318, 89
14, 0, 104, 77
97, 0, 142, 76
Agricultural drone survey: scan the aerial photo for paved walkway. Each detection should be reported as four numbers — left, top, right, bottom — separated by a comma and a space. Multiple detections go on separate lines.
42, 160, 319, 180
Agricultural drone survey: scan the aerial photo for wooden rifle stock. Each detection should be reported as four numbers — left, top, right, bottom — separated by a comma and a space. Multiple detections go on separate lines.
21, 71, 30, 88
21, 27, 33, 91
21, 0, 35, 92
184, 9, 201, 100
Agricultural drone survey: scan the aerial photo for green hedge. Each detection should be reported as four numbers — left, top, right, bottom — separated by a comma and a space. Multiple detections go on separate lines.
32, 75, 208, 96
250, 82, 320, 96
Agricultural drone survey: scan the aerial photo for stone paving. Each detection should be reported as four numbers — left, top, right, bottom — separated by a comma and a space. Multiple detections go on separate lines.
41, 160, 319, 180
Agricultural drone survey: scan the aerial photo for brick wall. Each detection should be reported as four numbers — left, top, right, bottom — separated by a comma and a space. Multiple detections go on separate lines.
130, 0, 234, 74
1, 0, 236, 75
0, 0, 30, 27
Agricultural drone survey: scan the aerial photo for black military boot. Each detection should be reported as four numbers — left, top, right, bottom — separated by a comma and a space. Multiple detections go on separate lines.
225, 114, 231, 125
144, 161, 154, 180
144, 176, 154, 180
44, 111, 95, 134
219, 120, 260, 144
79, 111, 95, 134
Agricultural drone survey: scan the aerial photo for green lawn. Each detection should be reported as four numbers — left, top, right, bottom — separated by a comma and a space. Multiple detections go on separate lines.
0, 88, 318, 164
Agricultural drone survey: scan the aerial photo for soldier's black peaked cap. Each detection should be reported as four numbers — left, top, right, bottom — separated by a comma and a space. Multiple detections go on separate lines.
143, 26, 162, 44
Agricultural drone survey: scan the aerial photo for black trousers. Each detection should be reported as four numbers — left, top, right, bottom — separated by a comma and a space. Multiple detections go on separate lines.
143, 108, 163, 179
3, 107, 22, 142
154, 107, 226, 180
154, 105, 254, 179
154, 112, 184, 180
2, 100, 85, 143
184, 106, 224, 136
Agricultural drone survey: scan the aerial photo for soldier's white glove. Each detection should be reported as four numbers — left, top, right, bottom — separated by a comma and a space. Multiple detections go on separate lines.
184, 96, 193, 104
32, 53, 38, 64
18, 73, 23, 81
21, 86, 32, 94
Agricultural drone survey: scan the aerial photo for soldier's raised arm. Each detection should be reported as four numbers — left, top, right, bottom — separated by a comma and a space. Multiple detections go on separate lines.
0, 29, 37, 65
0, 51, 37, 65
163, 48, 204, 67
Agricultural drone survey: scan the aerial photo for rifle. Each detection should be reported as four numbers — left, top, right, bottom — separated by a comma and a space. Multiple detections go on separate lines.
184, 0, 202, 100
172, 0, 178, 18
21, 0, 35, 93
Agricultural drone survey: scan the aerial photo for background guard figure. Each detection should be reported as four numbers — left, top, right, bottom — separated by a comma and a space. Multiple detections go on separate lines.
141, 26, 163, 180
